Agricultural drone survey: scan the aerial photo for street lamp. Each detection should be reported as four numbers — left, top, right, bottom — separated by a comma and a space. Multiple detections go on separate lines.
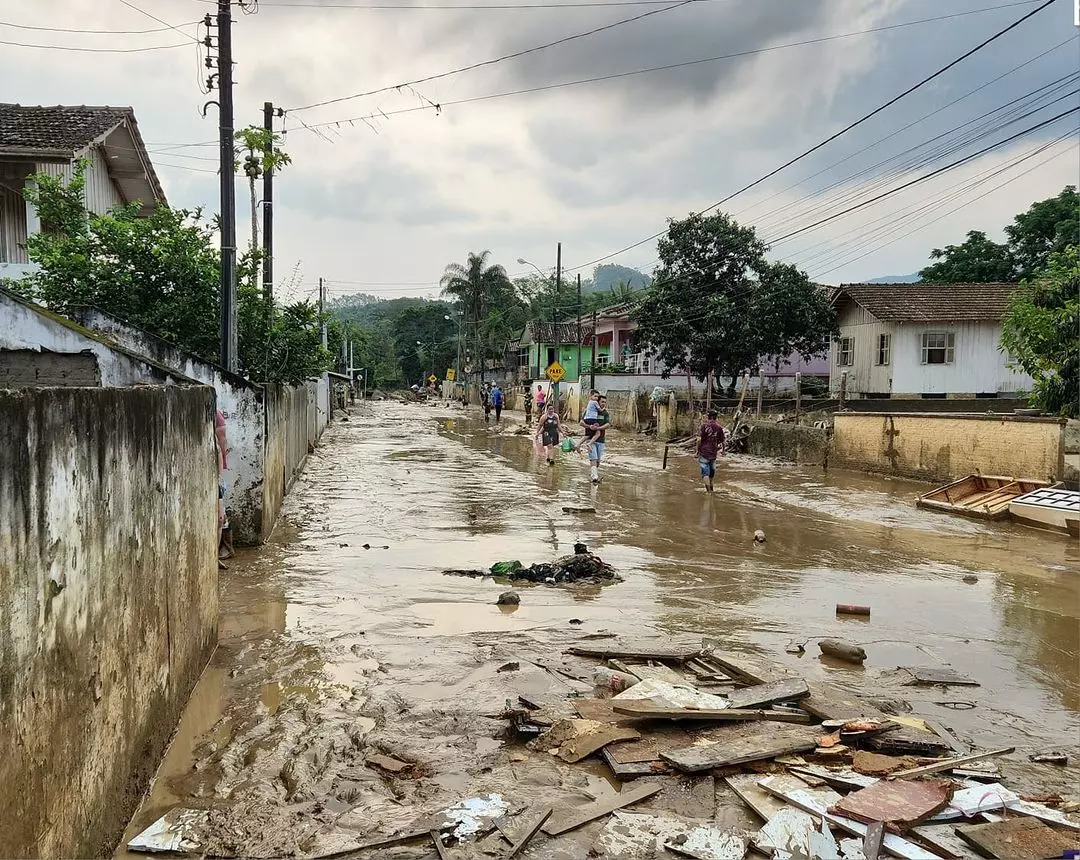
518, 246, 562, 403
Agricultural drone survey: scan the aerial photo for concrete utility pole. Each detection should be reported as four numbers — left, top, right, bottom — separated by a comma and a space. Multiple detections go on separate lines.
319, 277, 327, 349
590, 309, 597, 391
217, 0, 237, 371
553, 242, 562, 406
261, 101, 279, 306
576, 273, 582, 390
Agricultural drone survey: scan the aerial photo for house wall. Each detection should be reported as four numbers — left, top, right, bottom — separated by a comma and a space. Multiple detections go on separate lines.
832, 412, 1066, 482
829, 301, 893, 395
71, 308, 267, 544
0, 386, 218, 859
0, 291, 184, 386
891, 320, 1033, 396
86, 147, 124, 213
0, 169, 29, 266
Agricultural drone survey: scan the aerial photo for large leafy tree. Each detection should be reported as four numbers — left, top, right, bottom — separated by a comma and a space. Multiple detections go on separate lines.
392, 302, 456, 385
919, 186, 1079, 283
16, 160, 328, 384
1000, 246, 1079, 418
633, 212, 836, 393
919, 231, 1014, 284
439, 250, 513, 379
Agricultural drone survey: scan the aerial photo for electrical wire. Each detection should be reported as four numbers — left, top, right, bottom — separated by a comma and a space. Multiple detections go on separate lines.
252, 0, 726, 8
0, 37, 190, 51
116, 0, 202, 42
0, 19, 199, 34
561, 0, 1059, 274
286, 0, 697, 111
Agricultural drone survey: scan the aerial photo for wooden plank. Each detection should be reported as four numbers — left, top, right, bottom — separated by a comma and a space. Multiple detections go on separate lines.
505, 807, 552, 859
558, 725, 641, 763
429, 830, 450, 860
700, 651, 794, 685
609, 740, 659, 764
903, 667, 980, 687
542, 783, 662, 836
725, 678, 809, 709
892, 747, 1014, 778
572, 698, 637, 725
611, 659, 688, 686
725, 774, 787, 821
601, 746, 658, 779
661, 729, 818, 773
955, 817, 1078, 860
566, 644, 700, 662
611, 702, 811, 724
311, 829, 430, 858
864, 822, 885, 860
921, 717, 968, 754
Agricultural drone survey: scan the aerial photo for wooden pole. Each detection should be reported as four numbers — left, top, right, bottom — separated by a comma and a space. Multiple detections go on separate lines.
706, 370, 713, 414
794, 372, 802, 425
736, 371, 750, 412
839, 370, 848, 410
756, 369, 764, 415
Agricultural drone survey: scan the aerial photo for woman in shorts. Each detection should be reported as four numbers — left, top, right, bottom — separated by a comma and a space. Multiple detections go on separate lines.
535, 402, 569, 465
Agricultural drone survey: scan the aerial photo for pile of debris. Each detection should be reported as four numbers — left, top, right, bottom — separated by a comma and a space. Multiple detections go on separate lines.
445, 543, 619, 585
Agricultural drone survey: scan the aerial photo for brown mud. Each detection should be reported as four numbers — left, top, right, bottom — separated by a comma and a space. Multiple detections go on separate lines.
118, 401, 1079, 858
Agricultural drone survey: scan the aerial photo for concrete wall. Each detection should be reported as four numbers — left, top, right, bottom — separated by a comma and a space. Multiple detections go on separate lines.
832, 412, 1066, 482
260, 381, 326, 540
0, 290, 190, 387
72, 308, 267, 544
745, 421, 831, 466
0, 348, 101, 386
0, 386, 219, 859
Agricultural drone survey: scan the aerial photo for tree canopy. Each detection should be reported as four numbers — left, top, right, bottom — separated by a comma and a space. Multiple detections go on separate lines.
631, 212, 836, 391
14, 160, 329, 385
920, 186, 1078, 283
1000, 246, 1079, 418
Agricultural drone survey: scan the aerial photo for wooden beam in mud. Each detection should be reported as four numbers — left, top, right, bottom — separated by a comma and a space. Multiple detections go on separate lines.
542, 783, 662, 836
566, 644, 701, 662
611, 702, 811, 724
505, 807, 553, 858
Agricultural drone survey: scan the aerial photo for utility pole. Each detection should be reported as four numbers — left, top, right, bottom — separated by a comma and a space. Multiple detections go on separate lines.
217, 0, 237, 372
575, 273, 582, 392
319, 277, 327, 349
553, 242, 562, 407
261, 100, 278, 306
590, 309, 597, 391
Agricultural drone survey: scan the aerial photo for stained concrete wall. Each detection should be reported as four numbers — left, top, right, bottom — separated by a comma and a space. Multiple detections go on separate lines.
745, 421, 831, 466
261, 380, 326, 540
832, 412, 1066, 482
71, 308, 267, 544
0, 348, 101, 386
0, 386, 219, 859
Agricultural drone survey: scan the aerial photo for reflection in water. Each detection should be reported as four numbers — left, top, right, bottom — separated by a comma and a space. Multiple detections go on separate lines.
120, 402, 1079, 855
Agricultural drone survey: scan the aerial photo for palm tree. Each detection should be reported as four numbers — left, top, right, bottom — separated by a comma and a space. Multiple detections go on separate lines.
440, 251, 511, 382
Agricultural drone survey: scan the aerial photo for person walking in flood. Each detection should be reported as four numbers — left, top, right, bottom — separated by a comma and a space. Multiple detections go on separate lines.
482, 384, 492, 423
491, 383, 504, 423
695, 408, 726, 492
524, 384, 533, 424
536, 401, 569, 465
587, 395, 611, 484
535, 383, 546, 413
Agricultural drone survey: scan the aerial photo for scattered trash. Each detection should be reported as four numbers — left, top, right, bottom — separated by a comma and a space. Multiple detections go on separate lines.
836, 604, 871, 616
497, 661, 520, 673
935, 700, 977, 709
785, 640, 807, 654
819, 638, 867, 664
449, 544, 619, 585
754, 529, 766, 543
127, 808, 207, 855
962, 574, 979, 584
496, 590, 520, 606
1029, 750, 1068, 765
902, 666, 980, 687
593, 666, 640, 692
530, 718, 640, 763
569, 618, 583, 625
562, 505, 596, 513
429, 794, 511, 840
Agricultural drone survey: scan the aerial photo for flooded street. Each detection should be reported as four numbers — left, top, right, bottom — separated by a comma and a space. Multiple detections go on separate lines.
122, 401, 1079, 858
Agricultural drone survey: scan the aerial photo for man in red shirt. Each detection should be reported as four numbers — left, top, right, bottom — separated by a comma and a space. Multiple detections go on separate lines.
695, 408, 726, 493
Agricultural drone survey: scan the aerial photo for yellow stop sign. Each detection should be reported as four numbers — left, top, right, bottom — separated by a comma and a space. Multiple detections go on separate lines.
546, 361, 565, 383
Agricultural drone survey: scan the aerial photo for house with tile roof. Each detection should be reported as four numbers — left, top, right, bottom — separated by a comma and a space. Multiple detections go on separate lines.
830, 282, 1033, 399
0, 104, 166, 278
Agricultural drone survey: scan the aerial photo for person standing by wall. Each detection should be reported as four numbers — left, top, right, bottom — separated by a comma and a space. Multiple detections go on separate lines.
695, 408, 726, 493
588, 395, 611, 484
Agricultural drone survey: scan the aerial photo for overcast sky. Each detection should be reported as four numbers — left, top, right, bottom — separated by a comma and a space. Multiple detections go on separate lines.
4, 0, 1078, 303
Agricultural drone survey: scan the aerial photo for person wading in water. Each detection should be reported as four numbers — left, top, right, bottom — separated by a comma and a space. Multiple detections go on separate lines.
695, 408, 726, 492
536, 401, 569, 466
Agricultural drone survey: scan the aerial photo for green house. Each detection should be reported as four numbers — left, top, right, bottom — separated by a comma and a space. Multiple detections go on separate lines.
513, 320, 607, 382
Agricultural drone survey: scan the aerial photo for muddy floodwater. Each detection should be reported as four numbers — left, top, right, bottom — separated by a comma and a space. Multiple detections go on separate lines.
120, 401, 1080, 858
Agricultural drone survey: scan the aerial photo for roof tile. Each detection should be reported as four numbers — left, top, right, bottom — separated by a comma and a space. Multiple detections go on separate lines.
835, 282, 1018, 322
0, 104, 132, 154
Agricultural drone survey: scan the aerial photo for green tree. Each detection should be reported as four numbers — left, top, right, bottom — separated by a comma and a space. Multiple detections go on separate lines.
18, 160, 327, 384
632, 212, 836, 394
234, 125, 291, 255
1000, 246, 1079, 418
439, 250, 514, 379
1006, 186, 1079, 281
919, 231, 1014, 284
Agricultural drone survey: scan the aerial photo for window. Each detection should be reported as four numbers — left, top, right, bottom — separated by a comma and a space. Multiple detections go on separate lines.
837, 336, 854, 366
921, 332, 955, 365
875, 333, 891, 366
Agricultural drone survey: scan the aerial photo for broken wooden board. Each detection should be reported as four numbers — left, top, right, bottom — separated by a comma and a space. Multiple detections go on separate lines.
609, 739, 660, 764
1005, 797, 1080, 831
611, 702, 810, 724
542, 782, 662, 836
366, 753, 411, 774
558, 724, 641, 763
762, 787, 940, 860
572, 697, 637, 725
724, 774, 788, 822
561, 505, 596, 513
788, 764, 878, 791
567, 643, 701, 662
430, 829, 450, 860
725, 677, 810, 709
611, 659, 689, 686
955, 817, 1079, 860
853, 751, 909, 776
831, 779, 953, 827
910, 824, 983, 860
902, 667, 979, 687
892, 747, 1014, 778
602, 746, 661, 779
661, 728, 818, 773
753, 806, 818, 857
699, 651, 795, 685
505, 807, 552, 859
864, 821, 885, 860
595, 812, 748, 860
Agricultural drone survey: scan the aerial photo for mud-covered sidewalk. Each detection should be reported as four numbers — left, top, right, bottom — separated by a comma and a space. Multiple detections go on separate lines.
118, 401, 1080, 858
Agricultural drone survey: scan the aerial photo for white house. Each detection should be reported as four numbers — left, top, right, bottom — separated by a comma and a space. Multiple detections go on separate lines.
0, 103, 165, 278
829, 282, 1033, 399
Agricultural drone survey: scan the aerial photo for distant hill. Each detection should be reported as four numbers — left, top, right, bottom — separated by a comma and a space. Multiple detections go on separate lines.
586, 264, 652, 294
864, 273, 921, 284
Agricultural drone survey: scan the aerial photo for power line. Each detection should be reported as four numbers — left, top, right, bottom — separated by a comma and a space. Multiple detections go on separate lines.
116, 0, 202, 43
298, 2, 1047, 133
767, 106, 1079, 245
561, 0, 1058, 273
286, 0, 696, 111
0, 19, 199, 34
0, 37, 190, 51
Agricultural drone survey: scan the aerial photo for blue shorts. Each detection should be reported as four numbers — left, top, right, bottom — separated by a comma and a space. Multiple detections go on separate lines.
698, 456, 716, 478
588, 442, 605, 462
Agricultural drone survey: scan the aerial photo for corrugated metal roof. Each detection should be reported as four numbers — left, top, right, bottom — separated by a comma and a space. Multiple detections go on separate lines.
834, 282, 1018, 322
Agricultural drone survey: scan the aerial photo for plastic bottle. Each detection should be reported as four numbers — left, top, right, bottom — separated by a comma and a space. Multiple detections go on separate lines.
593, 667, 640, 693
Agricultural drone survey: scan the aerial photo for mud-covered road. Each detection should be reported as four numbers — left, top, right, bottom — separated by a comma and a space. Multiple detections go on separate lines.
119, 401, 1080, 858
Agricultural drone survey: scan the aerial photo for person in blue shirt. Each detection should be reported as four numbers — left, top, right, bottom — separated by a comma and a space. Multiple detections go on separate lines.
576, 389, 602, 454
491, 384, 504, 422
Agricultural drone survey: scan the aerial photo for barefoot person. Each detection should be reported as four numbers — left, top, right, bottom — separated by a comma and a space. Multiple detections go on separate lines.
536, 402, 569, 466
587, 395, 611, 484
695, 408, 726, 492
